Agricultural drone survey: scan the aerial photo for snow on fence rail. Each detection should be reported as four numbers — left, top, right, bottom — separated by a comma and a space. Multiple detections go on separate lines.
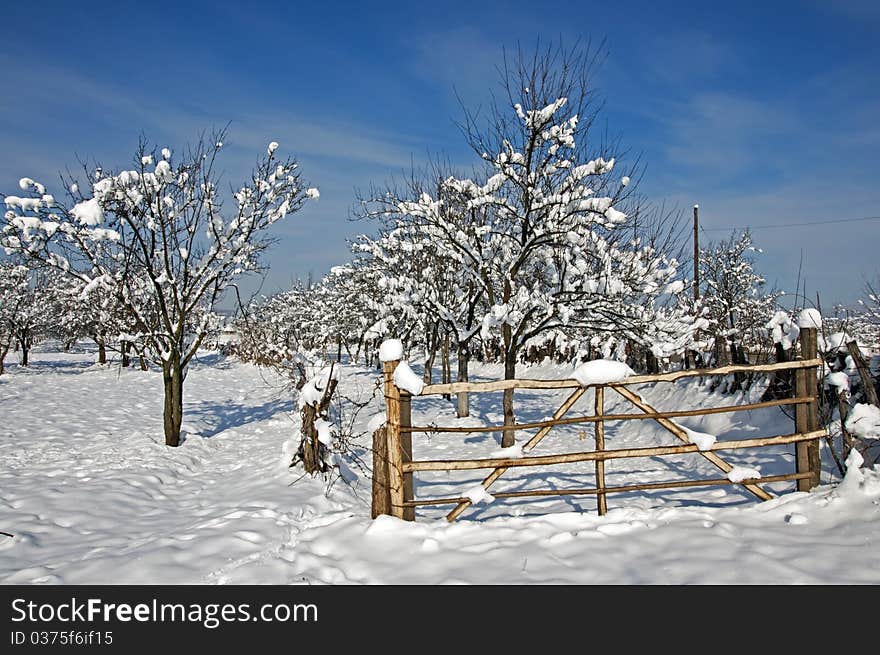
372, 328, 825, 523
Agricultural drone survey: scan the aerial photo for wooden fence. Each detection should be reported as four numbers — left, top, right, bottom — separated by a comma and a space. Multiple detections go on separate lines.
372, 327, 825, 522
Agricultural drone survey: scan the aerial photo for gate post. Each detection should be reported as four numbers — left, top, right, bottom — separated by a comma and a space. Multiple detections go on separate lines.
371, 426, 390, 518
380, 344, 414, 521
794, 326, 821, 491
594, 386, 607, 515
399, 390, 415, 521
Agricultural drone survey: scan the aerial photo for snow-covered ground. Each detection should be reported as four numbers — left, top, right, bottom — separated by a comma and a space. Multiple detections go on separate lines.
1, 345, 879, 584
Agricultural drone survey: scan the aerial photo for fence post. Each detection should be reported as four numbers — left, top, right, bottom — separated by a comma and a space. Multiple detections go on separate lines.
371, 426, 390, 518
399, 390, 415, 521
595, 386, 607, 515
794, 327, 821, 491
382, 358, 407, 520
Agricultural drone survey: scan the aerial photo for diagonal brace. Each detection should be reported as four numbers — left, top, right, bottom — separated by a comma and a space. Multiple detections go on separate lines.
612, 386, 772, 501
446, 387, 587, 521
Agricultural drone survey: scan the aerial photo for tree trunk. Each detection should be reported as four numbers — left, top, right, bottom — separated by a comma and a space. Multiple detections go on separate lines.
121, 341, 130, 368
423, 346, 437, 384
441, 334, 450, 400
714, 335, 728, 366
162, 356, 184, 447
645, 348, 659, 375
297, 377, 338, 474
19, 339, 29, 367
456, 341, 470, 418
299, 403, 322, 473
139, 354, 148, 371
423, 323, 439, 384
97, 340, 107, 365
730, 340, 745, 389
502, 351, 517, 447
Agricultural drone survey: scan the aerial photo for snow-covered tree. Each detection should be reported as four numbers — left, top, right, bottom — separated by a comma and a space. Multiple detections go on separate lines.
0, 260, 30, 373
700, 230, 780, 368
0, 263, 60, 369
356, 162, 487, 415
857, 276, 880, 346
1, 130, 318, 446
361, 42, 695, 445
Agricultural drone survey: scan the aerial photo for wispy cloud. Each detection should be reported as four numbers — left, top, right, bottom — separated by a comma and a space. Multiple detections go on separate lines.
661, 92, 798, 178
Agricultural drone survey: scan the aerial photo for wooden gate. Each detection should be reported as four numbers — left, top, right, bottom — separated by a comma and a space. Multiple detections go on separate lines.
372, 327, 825, 522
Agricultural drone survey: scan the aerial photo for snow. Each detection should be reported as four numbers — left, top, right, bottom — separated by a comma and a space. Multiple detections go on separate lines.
2, 347, 880, 584
824, 371, 849, 393
392, 360, 424, 396
682, 426, 717, 451
366, 413, 387, 433
797, 308, 822, 329
70, 198, 104, 226
267, 141, 279, 155
845, 403, 880, 439
297, 366, 338, 409
490, 443, 524, 459
822, 332, 852, 352
305, 188, 320, 199
571, 359, 635, 386
766, 311, 799, 350
838, 449, 866, 495
314, 418, 332, 446
727, 466, 761, 483
379, 338, 403, 362
465, 485, 496, 504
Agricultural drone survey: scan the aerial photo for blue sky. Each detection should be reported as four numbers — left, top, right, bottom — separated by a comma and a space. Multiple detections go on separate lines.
1, 0, 878, 307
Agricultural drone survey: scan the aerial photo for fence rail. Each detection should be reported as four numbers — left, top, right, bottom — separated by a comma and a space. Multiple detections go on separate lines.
372, 327, 825, 522
420, 358, 822, 396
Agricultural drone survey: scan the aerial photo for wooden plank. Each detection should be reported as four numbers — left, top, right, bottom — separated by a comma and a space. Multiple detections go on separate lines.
404, 472, 813, 507
406, 429, 826, 472
595, 386, 607, 515
403, 395, 810, 434
420, 358, 824, 396
445, 388, 586, 522
383, 360, 406, 520
613, 386, 773, 501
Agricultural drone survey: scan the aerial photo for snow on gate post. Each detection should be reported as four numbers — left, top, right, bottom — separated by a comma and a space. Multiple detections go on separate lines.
378, 339, 415, 521
794, 314, 822, 491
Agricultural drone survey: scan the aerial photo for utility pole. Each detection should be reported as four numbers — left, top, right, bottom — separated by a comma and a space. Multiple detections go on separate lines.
689, 204, 700, 371
693, 204, 700, 303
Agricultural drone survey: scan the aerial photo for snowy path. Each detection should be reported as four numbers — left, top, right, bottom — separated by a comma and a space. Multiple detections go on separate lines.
1, 348, 879, 584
